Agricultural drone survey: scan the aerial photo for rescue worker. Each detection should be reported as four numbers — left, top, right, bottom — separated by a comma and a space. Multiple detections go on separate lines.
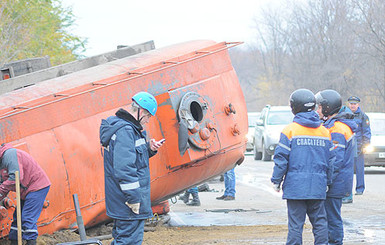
271, 88, 335, 245
346, 96, 371, 199
99, 91, 164, 245
0, 143, 51, 245
315, 90, 357, 244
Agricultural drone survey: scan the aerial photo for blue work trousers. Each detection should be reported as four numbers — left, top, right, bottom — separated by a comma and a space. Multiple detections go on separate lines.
9, 186, 50, 241
355, 153, 365, 193
325, 197, 343, 245
286, 199, 328, 245
224, 168, 236, 197
111, 219, 145, 245
187, 186, 198, 194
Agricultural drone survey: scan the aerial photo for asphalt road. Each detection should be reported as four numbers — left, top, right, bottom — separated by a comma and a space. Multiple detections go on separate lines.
168, 154, 385, 244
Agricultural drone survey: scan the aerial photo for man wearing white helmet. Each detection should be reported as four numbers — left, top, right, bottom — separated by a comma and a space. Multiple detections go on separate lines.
99, 91, 164, 245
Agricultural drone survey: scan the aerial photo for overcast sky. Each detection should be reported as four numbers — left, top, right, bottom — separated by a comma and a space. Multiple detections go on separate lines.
61, 0, 278, 56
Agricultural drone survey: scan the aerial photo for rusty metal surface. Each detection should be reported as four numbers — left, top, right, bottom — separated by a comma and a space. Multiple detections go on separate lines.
0, 40, 247, 237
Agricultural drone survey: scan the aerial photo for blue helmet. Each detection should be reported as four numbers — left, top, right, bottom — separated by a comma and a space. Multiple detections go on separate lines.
132, 92, 158, 116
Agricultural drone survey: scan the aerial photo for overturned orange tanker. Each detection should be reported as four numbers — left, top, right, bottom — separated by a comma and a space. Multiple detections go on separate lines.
0, 40, 247, 237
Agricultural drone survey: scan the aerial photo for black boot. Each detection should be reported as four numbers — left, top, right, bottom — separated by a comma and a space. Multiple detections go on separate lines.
179, 191, 190, 204
26, 240, 37, 245
187, 193, 201, 206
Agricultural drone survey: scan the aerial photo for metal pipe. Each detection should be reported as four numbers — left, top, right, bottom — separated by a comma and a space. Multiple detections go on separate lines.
72, 194, 87, 241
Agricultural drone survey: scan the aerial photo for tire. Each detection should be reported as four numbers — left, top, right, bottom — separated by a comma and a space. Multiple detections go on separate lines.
253, 143, 262, 160
261, 141, 272, 161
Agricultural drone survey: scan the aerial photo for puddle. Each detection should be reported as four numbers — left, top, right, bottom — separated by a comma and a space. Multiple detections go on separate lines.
167, 160, 385, 244
168, 210, 274, 227
344, 217, 385, 244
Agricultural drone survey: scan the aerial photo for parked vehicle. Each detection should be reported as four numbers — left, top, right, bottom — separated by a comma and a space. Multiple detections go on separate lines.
363, 112, 385, 167
246, 112, 260, 153
253, 105, 293, 161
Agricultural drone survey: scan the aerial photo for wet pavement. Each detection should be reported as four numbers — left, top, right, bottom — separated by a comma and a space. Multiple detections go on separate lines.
167, 155, 385, 244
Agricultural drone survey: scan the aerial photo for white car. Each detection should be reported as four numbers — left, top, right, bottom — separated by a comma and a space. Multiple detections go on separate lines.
246, 112, 260, 153
363, 112, 385, 167
253, 105, 293, 161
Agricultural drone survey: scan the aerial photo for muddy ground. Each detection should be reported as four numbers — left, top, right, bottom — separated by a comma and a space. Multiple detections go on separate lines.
31, 221, 314, 245
1, 156, 384, 244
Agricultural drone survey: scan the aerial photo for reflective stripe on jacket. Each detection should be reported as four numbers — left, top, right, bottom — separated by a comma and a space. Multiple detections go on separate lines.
271, 111, 335, 200
324, 115, 357, 198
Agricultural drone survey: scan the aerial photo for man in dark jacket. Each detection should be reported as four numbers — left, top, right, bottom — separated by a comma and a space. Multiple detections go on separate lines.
316, 90, 357, 244
271, 89, 335, 245
347, 96, 371, 197
99, 91, 164, 245
0, 143, 51, 245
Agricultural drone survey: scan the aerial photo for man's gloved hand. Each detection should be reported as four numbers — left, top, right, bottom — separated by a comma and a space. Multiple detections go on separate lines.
272, 183, 281, 192
125, 202, 140, 214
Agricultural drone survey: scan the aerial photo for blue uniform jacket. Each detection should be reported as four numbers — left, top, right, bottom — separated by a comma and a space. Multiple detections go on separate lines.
323, 112, 357, 198
99, 109, 156, 220
271, 111, 335, 200
352, 107, 371, 152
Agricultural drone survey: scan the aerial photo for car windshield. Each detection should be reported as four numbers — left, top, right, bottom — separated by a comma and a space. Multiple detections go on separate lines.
267, 111, 293, 125
370, 118, 385, 135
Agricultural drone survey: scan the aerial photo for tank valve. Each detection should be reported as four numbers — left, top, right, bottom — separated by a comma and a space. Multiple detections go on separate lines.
43, 200, 50, 209
231, 124, 240, 136
189, 122, 200, 134
199, 128, 211, 140
206, 122, 215, 131
224, 103, 236, 115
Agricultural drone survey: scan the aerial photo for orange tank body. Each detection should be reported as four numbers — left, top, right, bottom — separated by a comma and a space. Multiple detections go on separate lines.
0, 40, 248, 237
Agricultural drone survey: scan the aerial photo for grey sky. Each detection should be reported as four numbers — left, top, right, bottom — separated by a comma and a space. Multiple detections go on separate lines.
62, 0, 277, 56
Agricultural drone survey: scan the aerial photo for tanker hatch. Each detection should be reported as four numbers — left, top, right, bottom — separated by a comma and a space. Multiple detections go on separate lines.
177, 92, 216, 155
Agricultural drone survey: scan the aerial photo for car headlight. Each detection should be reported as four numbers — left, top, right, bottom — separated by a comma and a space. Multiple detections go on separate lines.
363, 144, 374, 154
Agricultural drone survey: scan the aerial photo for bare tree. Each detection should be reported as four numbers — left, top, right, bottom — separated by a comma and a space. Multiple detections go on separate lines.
230, 0, 385, 112
351, 0, 385, 111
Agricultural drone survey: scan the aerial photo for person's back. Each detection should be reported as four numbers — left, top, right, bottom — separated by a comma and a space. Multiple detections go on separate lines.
325, 119, 356, 197
273, 111, 334, 199
271, 89, 334, 245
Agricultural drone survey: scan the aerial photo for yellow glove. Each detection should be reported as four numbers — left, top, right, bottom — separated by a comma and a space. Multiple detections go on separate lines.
125, 202, 140, 214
